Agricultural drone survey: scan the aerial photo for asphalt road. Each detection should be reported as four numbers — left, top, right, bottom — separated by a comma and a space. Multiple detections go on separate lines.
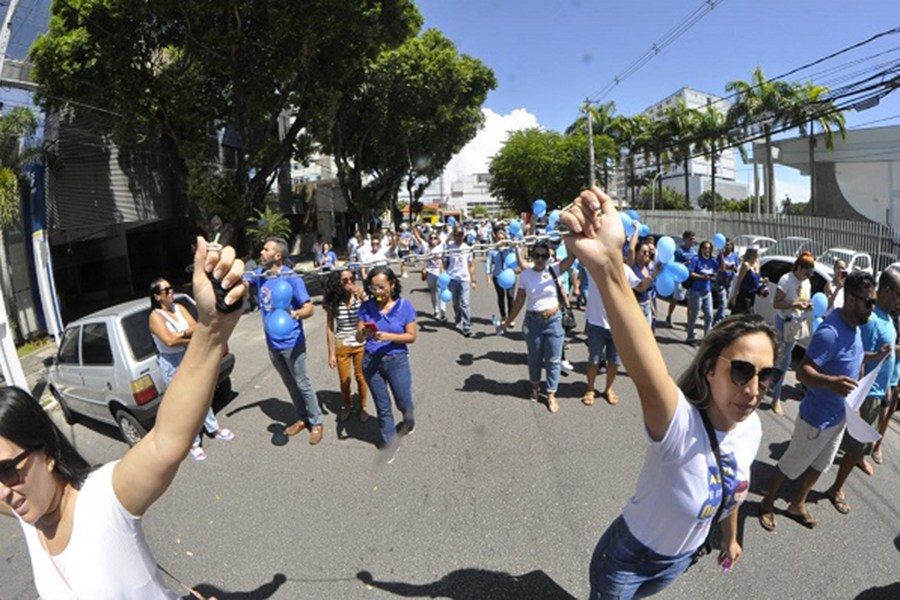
3, 264, 900, 600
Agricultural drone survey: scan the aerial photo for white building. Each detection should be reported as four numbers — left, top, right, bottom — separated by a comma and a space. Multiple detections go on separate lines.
420, 172, 503, 217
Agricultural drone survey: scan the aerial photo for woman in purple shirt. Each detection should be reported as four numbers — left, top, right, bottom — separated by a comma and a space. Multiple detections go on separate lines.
356, 266, 418, 451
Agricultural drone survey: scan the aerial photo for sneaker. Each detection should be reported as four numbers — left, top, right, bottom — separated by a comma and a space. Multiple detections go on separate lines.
402, 272, 409, 279
439, 314, 447, 322
397, 421, 415, 437
561, 359, 574, 372
464, 330, 473, 338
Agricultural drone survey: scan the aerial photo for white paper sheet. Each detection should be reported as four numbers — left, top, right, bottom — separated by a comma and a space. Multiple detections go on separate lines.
843, 357, 885, 444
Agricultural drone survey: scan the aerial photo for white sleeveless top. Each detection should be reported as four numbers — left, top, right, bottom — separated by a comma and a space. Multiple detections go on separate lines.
151, 306, 188, 356
18, 462, 179, 599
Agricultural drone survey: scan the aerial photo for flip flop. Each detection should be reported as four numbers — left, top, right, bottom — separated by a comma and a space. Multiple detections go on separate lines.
826, 490, 851, 515
873, 450, 884, 465
582, 391, 595, 406
605, 390, 619, 406
190, 446, 208, 462
215, 428, 235, 441
758, 508, 777, 532
547, 397, 560, 413
786, 507, 817, 529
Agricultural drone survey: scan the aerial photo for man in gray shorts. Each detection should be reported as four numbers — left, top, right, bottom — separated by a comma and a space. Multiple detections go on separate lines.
759, 272, 878, 531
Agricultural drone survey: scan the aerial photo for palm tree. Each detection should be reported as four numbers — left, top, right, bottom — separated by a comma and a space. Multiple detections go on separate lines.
788, 81, 847, 215
661, 100, 697, 208
567, 101, 618, 189
641, 117, 673, 208
726, 67, 796, 214
614, 114, 651, 207
693, 105, 728, 229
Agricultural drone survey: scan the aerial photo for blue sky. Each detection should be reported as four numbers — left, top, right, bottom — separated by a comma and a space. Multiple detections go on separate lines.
417, 0, 900, 202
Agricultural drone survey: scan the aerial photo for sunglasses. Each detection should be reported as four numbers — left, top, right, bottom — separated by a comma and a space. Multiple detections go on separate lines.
533, 253, 550, 260
340, 277, 354, 283
0, 444, 43, 488
718, 356, 778, 389
156, 286, 173, 295
850, 293, 877, 308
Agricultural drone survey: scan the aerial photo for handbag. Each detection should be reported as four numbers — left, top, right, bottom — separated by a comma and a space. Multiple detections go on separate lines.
550, 266, 577, 331
421, 269, 428, 282
691, 409, 726, 565
783, 315, 810, 344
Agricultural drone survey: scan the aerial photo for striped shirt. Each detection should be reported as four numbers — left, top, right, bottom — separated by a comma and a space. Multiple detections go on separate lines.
334, 297, 363, 347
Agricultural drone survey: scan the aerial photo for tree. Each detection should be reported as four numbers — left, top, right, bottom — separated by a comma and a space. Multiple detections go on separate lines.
566, 101, 619, 189
726, 67, 797, 215
661, 100, 697, 208
30, 0, 422, 236
246, 206, 292, 247
470, 205, 489, 219
317, 28, 495, 228
642, 118, 673, 205
693, 105, 728, 229
637, 186, 687, 211
614, 114, 651, 207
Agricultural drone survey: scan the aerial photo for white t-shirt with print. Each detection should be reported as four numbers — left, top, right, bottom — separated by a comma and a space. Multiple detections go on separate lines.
585, 265, 641, 328
622, 391, 761, 557
777, 271, 811, 320
445, 242, 473, 281
517, 265, 563, 312
426, 243, 444, 276
359, 245, 389, 267
18, 462, 179, 599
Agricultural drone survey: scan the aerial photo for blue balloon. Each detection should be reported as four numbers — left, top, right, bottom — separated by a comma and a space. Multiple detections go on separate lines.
498, 268, 516, 289
440, 288, 453, 303
713, 233, 727, 250
270, 279, 293, 310
548, 210, 561, 226
467, 233, 476, 246
812, 292, 828, 318
620, 212, 636, 236
639, 224, 651, 237
509, 220, 522, 234
447, 216, 456, 227
533, 199, 547, 217
657, 236, 677, 264
437, 272, 451, 289
265, 308, 294, 338
665, 262, 690, 283
626, 210, 640, 221
504, 253, 518, 269
656, 272, 676, 297
545, 222, 554, 233
813, 316, 823, 332
515, 229, 523, 239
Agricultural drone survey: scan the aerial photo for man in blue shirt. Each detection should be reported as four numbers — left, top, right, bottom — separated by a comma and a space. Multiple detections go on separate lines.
250, 237, 324, 445
825, 268, 900, 514
663, 230, 696, 329
760, 272, 882, 531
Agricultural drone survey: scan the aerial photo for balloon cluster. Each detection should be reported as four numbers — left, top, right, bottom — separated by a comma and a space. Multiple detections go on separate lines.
811, 292, 828, 331
438, 272, 453, 303
653, 235, 689, 297
498, 250, 517, 290
265, 279, 295, 337
619, 210, 652, 241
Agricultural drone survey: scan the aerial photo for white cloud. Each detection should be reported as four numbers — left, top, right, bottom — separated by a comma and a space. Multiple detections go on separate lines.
444, 108, 539, 181
775, 175, 811, 207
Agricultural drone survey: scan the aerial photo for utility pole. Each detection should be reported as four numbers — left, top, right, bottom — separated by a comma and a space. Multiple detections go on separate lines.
0, 0, 20, 79
585, 98, 596, 189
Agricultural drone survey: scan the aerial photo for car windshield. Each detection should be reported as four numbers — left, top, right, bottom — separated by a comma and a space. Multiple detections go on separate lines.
817, 249, 854, 267
768, 238, 824, 258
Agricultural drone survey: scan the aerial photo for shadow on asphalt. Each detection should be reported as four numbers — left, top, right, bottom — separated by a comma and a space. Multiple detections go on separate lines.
188, 573, 287, 599
854, 582, 900, 599
458, 374, 535, 399
319, 390, 381, 447
356, 569, 576, 600
457, 351, 527, 367
226, 398, 297, 445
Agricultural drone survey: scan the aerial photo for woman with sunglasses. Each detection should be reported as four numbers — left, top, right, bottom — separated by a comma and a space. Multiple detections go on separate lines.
324, 269, 370, 423
503, 241, 570, 412
560, 188, 776, 599
356, 266, 417, 450
685, 240, 718, 345
1, 238, 246, 598
150, 277, 234, 461
767, 252, 815, 416
413, 226, 446, 321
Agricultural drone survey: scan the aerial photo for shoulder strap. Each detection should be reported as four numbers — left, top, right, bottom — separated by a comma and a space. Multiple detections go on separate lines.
549, 266, 570, 309
699, 408, 726, 554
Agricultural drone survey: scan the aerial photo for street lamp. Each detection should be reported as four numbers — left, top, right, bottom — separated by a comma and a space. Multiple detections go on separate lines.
650, 172, 663, 211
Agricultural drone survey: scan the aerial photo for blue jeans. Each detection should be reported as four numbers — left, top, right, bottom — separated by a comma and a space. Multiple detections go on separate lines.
449, 279, 472, 333
638, 301, 653, 329
363, 352, 415, 446
713, 282, 730, 324
523, 312, 564, 392
159, 352, 221, 446
269, 344, 323, 426
590, 515, 696, 599
771, 315, 796, 401
426, 272, 446, 318
686, 289, 712, 341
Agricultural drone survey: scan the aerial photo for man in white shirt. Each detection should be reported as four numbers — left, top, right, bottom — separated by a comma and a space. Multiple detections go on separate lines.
445, 228, 477, 337
347, 230, 360, 262
582, 265, 654, 406
358, 235, 390, 278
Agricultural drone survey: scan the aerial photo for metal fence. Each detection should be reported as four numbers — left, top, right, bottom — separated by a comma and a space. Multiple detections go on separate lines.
641, 211, 900, 271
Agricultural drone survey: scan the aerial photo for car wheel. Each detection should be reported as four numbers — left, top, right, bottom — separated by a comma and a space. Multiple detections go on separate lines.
51, 388, 78, 426
115, 409, 147, 447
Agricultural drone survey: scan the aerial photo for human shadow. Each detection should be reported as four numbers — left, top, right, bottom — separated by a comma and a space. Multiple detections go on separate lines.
318, 390, 380, 447
356, 569, 575, 600
226, 398, 296, 446
188, 573, 287, 599
746, 458, 828, 522
458, 374, 536, 400
854, 582, 900, 599
457, 351, 527, 368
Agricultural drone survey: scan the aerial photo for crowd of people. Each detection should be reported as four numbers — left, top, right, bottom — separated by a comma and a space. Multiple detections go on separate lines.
2, 187, 899, 599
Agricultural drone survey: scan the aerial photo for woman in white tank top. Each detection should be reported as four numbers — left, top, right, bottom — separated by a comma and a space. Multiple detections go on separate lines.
149, 278, 234, 461
0, 238, 248, 599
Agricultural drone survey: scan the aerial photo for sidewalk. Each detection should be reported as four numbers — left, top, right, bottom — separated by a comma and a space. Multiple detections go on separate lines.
0, 342, 58, 407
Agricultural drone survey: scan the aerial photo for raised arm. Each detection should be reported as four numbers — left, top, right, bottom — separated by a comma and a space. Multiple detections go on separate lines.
114, 239, 246, 516
561, 188, 679, 441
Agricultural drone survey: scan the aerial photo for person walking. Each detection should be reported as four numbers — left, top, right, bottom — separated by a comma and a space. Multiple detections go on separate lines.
630, 238, 658, 328
503, 242, 567, 412
685, 241, 717, 345
873, 304, 900, 464
715, 239, 739, 324
824, 259, 847, 316
356, 267, 417, 452
663, 231, 697, 329
560, 188, 774, 598
767, 252, 815, 416
759, 271, 880, 531
486, 228, 516, 325
0, 237, 247, 599
149, 277, 235, 462
251, 237, 324, 445
414, 226, 446, 321
324, 270, 370, 423
729, 246, 767, 315
445, 227, 476, 337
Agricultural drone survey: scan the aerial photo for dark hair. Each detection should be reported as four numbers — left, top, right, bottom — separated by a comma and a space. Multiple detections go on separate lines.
265, 237, 289, 262
676, 314, 778, 411
682, 230, 695, 240
364, 266, 402, 300
0, 387, 93, 488
698, 240, 713, 255
149, 277, 167, 310
846, 271, 876, 298
323, 269, 354, 315
531, 241, 551, 257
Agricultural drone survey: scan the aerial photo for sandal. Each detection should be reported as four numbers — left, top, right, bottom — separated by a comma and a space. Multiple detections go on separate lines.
582, 391, 595, 406
605, 389, 619, 406
359, 411, 371, 423
190, 446, 208, 462
786, 506, 817, 529
547, 395, 560, 413
215, 428, 234, 441
771, 400, 785, 416
873, 449, 884, 465
826, 489, 851, 515
340, 408, 352, 422
529, 387, 540, 403
759, 505, 776, 531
